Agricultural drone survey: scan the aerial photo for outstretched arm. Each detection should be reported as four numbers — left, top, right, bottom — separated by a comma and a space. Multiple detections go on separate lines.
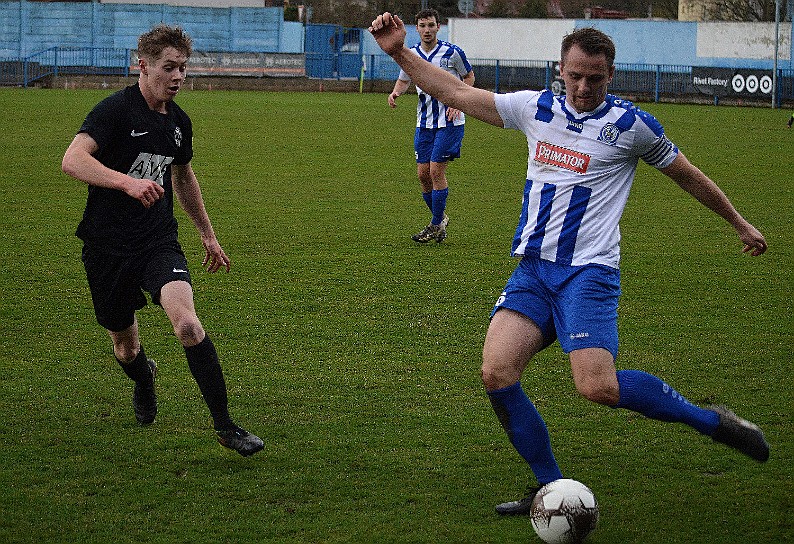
661, 152, 767, 256
171, 163, 231, 273
447, 69, 476, 122
369, 13, 503, 127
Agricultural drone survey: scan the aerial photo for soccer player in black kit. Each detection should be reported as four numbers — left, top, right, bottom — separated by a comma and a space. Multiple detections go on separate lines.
62, 24, 263, 457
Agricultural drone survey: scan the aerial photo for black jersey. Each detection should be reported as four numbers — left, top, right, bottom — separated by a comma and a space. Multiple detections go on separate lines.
75, 83, 193, 255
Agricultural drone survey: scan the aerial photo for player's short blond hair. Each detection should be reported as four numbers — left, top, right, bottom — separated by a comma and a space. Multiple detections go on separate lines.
137, 24, 193, 61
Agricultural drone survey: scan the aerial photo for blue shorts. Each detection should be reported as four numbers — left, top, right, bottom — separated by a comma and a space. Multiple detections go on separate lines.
490, 256, 621, 359
414, 125, 464, 164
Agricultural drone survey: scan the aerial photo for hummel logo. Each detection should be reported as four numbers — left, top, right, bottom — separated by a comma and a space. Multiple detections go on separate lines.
173, 268, 187, 273
130, 130, 149, 137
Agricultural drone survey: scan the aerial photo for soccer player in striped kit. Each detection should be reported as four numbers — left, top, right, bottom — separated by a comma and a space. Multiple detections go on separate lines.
388, 8, 475, 243
370, 14, 770, 513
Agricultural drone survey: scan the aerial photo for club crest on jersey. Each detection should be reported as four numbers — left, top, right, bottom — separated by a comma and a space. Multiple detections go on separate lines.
174, 126, 183, 147
534, 141, 590, 174
597, 122, 621, 145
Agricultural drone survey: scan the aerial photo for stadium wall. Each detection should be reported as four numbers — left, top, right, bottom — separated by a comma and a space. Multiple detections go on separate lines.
2, 0, 792, 71
0, 0, 303, 58
443, 18, 793, 70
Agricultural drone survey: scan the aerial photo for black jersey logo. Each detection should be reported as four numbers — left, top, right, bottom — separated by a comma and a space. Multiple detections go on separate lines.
128, 153, 174, 186
174, 126, 183, 147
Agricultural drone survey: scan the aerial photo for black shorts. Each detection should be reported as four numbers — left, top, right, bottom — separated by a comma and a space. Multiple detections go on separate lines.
81, 241, 192, 332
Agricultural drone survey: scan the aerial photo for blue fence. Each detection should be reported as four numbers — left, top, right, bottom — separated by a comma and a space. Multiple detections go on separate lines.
0, 1, 288, 57
4, 46, 793, 105
1, 47, 131, 86
308, 51, 793, 103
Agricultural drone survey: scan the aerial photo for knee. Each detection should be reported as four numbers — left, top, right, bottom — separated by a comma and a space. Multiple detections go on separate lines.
481, 367, 498, 391
429, 169, 446, 185
481, 363, 517, 392
172, 317, 205, 346
575, 376, 619, 406
114, 344, 139, 363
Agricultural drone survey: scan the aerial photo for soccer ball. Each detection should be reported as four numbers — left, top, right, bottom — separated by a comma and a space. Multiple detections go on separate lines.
530, 479, 599, 544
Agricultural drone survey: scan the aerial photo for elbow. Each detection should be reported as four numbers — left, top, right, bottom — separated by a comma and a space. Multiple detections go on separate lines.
61, 144, 86, 178
61, 153, 76, 178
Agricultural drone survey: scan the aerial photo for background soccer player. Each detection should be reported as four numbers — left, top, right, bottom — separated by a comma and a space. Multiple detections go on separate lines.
387, 8, 474, 243
62, 24, 263, 457
370, 13, 769, 514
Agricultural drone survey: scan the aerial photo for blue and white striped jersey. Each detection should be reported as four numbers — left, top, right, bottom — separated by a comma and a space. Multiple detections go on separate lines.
495, 90, 679, 269
398, 40, 473, 128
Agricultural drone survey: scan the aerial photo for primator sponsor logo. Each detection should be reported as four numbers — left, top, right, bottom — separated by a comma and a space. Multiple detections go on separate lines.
534, 141, 590, 173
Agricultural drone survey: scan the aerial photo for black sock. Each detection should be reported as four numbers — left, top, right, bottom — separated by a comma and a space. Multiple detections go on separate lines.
185, 335, 234, 431
117, 346, 152, 385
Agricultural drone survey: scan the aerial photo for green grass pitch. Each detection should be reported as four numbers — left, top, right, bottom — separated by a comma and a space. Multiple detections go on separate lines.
0, 87, 791, 543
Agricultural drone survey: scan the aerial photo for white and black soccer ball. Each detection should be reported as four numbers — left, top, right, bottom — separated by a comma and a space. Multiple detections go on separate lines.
530, 479, 599, 544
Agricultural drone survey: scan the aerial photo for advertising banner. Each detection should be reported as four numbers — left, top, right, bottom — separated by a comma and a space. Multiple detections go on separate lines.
692, 67, 773, 97
131, 51, 306, 77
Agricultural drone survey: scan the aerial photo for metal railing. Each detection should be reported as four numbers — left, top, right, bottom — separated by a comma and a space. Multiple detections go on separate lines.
1, 47, 131, 87
4, 47, 792, 105
312, 52, 794, 104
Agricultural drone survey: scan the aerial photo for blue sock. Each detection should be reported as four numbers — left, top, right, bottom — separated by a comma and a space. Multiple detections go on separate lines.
421, 191, 433, 211
488, 382, 563, 485
613, 370, 719, 436
431, 188, 448, 225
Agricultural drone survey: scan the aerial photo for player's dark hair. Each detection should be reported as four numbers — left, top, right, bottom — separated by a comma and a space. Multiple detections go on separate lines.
415, 8, 440, 25
561, 27, 615, 66
138, 24, 193, 60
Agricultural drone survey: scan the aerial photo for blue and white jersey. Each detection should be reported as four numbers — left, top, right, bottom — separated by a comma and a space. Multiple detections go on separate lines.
495, 90, 679, 269
398, 40, 473, 128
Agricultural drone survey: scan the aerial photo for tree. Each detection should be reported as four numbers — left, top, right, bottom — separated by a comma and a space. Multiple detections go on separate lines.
564, 0, 678, 19
485, 0, 514, 17
435, 0, 469, 21
481, 0, 547, 18
306, 1, 459, 27
373, 1, 423, 21
681, 0, 783, 21
307, 0, 395, 27
518, 0, 548, 18
649, 0, 681, 19
284, 2, 300, 21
